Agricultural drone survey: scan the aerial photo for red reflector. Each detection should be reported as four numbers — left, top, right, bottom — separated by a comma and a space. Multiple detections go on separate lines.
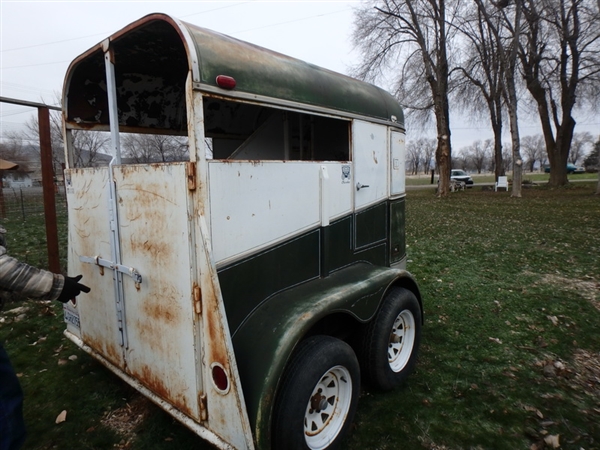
212, 364, 229, 392
216, 75, 236, 90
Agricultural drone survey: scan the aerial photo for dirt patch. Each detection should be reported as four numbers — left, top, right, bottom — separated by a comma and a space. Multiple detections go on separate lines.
539, 274, 600, 311
101, 394, 153, 449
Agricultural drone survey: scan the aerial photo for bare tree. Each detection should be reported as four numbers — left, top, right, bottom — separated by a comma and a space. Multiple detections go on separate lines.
406, 140, 424, 174
595, 138, 600, 195
455, 3, 505, 180
586, 137, 600, 194
0, 133, 32, 173
21, 111, 109, 170
422, 138, 437, 174
569, 131, 594, 163
453, 150, 468, 171
584, 137, 600, 169
121, 134, 189, 163
521, 134, 546, 171
465, 139, 491, 173
473, 0, 525, 197
520, 0, 600, 186
502, 141, 514, 173
351, 0, 464, 196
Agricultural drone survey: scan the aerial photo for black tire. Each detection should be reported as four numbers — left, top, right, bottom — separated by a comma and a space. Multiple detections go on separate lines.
272, 335, 360, 450
359, 287, 422, 391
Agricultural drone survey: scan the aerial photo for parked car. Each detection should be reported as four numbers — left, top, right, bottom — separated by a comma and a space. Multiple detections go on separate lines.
451, 169, 474, 185
544, 163, 585, 174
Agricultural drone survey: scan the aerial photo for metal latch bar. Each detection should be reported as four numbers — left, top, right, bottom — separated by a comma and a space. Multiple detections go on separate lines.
79, 255, 143, 285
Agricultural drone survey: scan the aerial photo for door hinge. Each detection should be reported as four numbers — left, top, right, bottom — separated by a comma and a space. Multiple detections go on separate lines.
187, 161, 196, 191
193, 284, 202, 315
199, 393, 208, 421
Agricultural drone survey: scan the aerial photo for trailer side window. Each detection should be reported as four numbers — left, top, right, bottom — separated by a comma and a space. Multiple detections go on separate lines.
203, 97, 350, 161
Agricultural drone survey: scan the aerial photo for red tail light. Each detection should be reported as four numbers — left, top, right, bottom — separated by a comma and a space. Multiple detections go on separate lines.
216, 75, 236, 90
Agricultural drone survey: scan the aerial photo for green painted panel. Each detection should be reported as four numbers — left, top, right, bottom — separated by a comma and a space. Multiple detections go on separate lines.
220, 203, 393, 336
390, 199, 406, 263
183, 22, 404, 123
355, 202, 388, 249
325, 217, 354, 271
218, 231, 320, 334
232, 262, 408, 448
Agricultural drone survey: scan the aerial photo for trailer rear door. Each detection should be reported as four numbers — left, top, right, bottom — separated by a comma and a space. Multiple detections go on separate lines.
66, 162, 203, 420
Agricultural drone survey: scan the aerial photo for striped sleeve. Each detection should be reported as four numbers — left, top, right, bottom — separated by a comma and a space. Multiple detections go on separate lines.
0, 246, 64, 300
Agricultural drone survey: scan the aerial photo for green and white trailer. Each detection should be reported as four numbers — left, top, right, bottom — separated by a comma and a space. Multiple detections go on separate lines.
61, 13, 423, 450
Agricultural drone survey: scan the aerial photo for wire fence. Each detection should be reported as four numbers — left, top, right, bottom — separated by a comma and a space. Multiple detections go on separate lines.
1, 187, 68, 272
1, 187, 67, 221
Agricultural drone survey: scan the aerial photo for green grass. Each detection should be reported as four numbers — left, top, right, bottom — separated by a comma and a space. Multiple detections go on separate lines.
347, 182, 600, 450
2, 184, 600, 449
406, 171, 599, 185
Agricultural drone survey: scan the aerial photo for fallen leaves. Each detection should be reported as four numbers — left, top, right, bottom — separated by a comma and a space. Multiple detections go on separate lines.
543, 435, 560, 448
101, 395, 153, 449
571, 349, 600, 399
55, 410, 67, 424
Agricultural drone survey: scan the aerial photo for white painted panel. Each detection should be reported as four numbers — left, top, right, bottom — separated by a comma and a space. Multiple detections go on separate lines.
324, 163, 353, 221
390, 130, 406, 195
209, 161, 352, 265
353, 120, 389, 209
113, 163, 200, 420
66, 168, 126, 368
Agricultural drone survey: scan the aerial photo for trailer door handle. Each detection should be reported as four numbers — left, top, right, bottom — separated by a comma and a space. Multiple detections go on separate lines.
356, 182, 370, 191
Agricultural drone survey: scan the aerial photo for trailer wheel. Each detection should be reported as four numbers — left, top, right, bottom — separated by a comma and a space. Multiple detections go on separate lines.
360, 287, 421, 390
273, 335, 360, 450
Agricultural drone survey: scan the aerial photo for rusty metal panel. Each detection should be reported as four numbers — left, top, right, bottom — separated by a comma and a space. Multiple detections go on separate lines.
112, 163, 201, 420
65, 167, 125, 368
187, 88, 254, 449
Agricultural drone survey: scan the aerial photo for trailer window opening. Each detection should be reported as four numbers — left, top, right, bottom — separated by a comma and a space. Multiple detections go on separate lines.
203, 97, 350, 162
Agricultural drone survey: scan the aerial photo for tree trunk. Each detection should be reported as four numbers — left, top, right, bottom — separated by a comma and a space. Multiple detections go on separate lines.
548, 117, 576, 186
498, 0, 522, 197
491, 110, 504, 181
433, 86, 452, 196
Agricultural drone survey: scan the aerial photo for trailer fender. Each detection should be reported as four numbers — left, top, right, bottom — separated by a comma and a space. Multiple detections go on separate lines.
231, 262, 420, 449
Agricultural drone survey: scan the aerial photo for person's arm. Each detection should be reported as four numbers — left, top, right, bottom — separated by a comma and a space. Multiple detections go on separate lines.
0, 245, 64, 300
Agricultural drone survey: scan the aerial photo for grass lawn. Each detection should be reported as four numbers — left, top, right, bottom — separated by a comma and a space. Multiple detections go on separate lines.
1, 182, 599, 449
406, 171, 598, 186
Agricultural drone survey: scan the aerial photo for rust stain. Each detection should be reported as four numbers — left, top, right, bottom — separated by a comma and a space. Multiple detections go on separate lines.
202, 277, 230, 373
134, 364, 194, 418
128, 284, 183, 361
84, 332, 122, 368
129, 236, 171, 261
140, 284, 179, 323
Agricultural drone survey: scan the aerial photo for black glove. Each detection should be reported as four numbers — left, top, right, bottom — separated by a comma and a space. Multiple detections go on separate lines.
57, 275, 90, 303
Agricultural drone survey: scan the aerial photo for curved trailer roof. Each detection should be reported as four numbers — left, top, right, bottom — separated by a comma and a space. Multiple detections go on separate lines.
63, 13, 404, 133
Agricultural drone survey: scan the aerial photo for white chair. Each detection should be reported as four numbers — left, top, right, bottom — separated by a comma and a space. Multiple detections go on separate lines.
495, 176, 508, 191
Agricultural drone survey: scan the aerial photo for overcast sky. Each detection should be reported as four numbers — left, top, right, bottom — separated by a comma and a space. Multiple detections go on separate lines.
1, 1, 597, 152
